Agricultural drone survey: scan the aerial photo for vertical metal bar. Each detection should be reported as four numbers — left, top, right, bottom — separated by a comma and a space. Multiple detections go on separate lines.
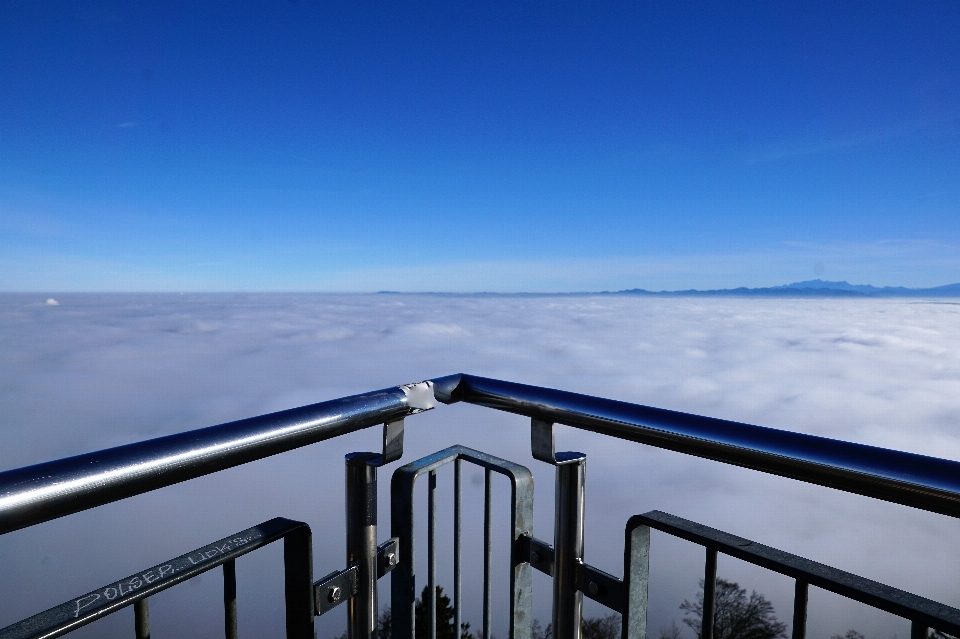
392, 465, 418, 639
553, 455, 586, 639
134, 598, 150, 639
911, 622, 928, 639
429, 470, 438, 639
791, 580, 808, 639
224, 559, 238, 639
507, 461, 534, 639
347, 453, 379, 639
284, 525, 314, 639
483, 468, 493, 639
454, 458, 463, 639
622, 520, 650, 639
702, 548, 718, 639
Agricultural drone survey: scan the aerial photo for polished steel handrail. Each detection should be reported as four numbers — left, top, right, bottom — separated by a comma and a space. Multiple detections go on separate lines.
5, 372, 960, 539
431, 373, 960, 518
4, 374, 960, 639
0, 383, 435, 536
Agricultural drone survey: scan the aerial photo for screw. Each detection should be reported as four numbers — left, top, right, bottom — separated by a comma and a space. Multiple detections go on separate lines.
385, 552, 397, 567
530, 551, 540, 564
328, 586, 341, 603
588, 582, 600, 596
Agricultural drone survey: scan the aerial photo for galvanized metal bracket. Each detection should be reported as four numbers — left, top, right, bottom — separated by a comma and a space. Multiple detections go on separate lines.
531, 418, 556, 463
525, 534, 627, 614
526, 535, 555, 576
314, 566, 358, 616
367, 419, 404, 467
376, 537, 400, 579
312, 538, 399, 617
532, 418, 585, 465
576, 562, 626, 614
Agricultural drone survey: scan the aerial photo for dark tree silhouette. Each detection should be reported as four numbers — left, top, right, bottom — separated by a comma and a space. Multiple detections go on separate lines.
581, 614, 621, 639
530, 613, 621, 639
347, 595, 621, 639
680, 578, 787, 639
370, 587, 473, 639
414, 586, 463, 639
377, 607, 392, 639
659, 620, 684, 639
831, 628, 956, 639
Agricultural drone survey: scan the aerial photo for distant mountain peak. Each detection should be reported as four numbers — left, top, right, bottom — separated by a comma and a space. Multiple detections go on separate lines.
779, 279, 856, 289
613, 280, 960, 297
776, 280, 891, 293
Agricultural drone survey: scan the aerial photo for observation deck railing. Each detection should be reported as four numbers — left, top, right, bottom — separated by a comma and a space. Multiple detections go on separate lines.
2, 374, 960, 639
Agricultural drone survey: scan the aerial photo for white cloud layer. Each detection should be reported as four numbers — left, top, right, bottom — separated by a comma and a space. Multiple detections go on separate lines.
1, 294, 959, 639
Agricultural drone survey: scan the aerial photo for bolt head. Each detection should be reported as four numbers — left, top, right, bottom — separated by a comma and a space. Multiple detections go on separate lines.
328, 586, 341, 603
530, 551, 540, 564
386, 552, 397, 567
588, 581, 600, 596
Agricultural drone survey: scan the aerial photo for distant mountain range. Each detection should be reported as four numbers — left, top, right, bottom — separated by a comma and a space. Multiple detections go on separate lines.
615, 280, 960, 297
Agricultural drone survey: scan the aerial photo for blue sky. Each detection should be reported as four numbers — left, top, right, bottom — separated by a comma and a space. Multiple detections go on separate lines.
1, 1, 959, 292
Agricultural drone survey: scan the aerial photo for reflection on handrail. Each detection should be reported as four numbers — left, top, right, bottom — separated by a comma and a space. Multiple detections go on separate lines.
432, 373, 960, 517
0, 383, 434, 535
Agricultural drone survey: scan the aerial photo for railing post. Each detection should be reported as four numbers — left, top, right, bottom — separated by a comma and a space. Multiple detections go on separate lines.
792, 580, 808, 639
284, 523, 314, 639
134, 598, 150, 639
347, 452, 381, 639
701, 548, 718, 639
623, 518, 650, 639
533, 418, 587, 639
553, 454, 586, 639
224, 559, 238, 639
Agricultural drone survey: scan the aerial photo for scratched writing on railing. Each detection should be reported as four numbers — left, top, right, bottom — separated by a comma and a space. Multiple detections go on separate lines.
72, 534, 256, 618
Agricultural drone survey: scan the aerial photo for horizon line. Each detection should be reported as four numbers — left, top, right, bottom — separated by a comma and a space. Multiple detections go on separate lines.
4, 279, 960, 298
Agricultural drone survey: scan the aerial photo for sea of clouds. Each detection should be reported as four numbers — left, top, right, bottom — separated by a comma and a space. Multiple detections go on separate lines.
1, 293, 959, 639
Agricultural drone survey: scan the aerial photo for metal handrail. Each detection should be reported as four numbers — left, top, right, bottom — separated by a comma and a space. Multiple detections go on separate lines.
5, 374, 960, 639
431, 373, 960, 518
0, 383, 435, 536
4, 372, 960, 540
0, 518, 313, 639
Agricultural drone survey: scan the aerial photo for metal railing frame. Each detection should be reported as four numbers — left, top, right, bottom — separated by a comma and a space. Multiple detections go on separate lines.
0, 518, 313, 639
390, 445, 535, 639
3, 373, 960, 639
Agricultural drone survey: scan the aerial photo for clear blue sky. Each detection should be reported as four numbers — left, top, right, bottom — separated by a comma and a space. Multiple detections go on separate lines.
1, 1, 958, 292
